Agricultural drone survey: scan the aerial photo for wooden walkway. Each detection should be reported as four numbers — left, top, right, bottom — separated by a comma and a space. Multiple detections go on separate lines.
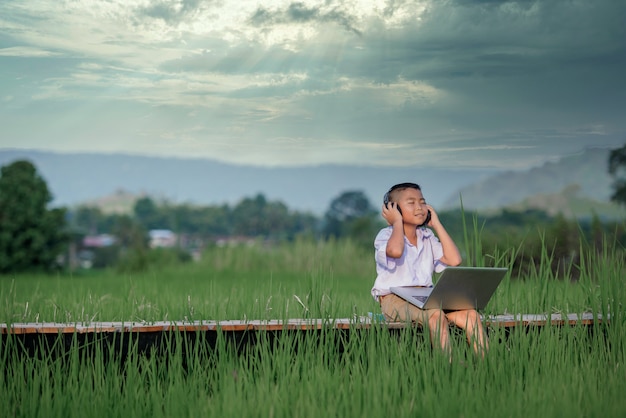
1, 312, 606, 335
1, 313, 608, 360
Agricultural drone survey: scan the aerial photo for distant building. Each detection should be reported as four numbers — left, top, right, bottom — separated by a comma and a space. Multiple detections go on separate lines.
82, 234, 116, 248
149, 229, 177, 248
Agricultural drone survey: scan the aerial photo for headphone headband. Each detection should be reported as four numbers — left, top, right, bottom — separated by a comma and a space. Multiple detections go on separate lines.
383, 182, 421, 204
387, 182, 421, 194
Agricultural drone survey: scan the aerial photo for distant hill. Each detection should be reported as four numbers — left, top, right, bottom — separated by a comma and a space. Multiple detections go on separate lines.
507, 184, 625, 220
2, 147, 620, 218
0, 149, 496, 215
443, 147, 616, 212
80, 189, 149, 215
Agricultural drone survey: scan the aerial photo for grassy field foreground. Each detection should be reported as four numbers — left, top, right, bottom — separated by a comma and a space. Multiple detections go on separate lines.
0, 237, 622, 322
1, 237, 626, 417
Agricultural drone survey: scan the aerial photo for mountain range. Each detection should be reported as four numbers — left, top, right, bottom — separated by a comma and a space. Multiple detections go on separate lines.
0, 147, 622, 218
444, 147, 616, 208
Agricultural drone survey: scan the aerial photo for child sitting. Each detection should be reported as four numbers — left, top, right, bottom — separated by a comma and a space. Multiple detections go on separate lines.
371, 182, 488, 358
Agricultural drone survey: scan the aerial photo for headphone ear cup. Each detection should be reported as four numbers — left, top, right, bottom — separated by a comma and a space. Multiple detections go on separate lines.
383, 192, 390, 206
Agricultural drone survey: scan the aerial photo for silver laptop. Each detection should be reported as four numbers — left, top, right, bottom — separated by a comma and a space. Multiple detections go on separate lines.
390, 267, 507, 310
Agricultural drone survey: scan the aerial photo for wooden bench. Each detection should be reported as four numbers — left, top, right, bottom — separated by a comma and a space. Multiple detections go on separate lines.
0, 312, 606, 334
0, 313, 607, 359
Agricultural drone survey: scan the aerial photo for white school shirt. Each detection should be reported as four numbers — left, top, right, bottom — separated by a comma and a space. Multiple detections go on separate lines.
371, 226, 447, 301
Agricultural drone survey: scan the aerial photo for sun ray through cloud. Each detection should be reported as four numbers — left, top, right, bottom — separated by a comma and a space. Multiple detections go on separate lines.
0, 0, 624, 168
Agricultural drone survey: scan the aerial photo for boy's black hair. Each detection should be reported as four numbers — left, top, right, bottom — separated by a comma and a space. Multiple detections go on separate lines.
383, 182, 421, 206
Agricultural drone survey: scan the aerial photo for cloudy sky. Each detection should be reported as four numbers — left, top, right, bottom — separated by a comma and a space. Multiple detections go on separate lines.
1, 0, 625, 170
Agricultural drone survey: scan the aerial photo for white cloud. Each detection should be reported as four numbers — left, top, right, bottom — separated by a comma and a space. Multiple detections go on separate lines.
0, 0, 624, 169
0, 46, 60, 57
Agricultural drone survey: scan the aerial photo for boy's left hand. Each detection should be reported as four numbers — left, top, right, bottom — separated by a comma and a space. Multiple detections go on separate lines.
424, 204, 439, 228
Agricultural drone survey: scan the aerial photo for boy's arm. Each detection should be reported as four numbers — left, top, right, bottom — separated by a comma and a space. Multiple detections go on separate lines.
381, 203, 405, 258
427, 205, 462, 266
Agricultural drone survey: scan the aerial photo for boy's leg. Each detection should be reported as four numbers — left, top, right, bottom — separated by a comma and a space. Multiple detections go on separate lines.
379, 294, 451, 353
445, 309, 489, 357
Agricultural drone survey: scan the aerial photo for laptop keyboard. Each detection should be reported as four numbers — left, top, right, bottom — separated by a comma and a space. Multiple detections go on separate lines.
412, 295, 428, 303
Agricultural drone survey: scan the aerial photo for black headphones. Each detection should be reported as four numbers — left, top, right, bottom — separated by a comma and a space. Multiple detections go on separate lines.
383, 182, 431, 226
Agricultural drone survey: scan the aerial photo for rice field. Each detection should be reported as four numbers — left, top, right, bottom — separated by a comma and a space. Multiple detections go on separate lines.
1, 237, 625, 417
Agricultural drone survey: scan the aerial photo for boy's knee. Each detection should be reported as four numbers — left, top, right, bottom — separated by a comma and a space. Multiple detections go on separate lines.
468, 310, 483, 324
427, 310, 448, 327
462, 310, 484, 330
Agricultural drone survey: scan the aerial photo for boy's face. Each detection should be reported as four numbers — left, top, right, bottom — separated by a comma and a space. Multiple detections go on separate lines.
394, 187, 429, 225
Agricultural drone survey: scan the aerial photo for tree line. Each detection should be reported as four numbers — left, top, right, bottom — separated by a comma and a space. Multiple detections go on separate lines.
72, 189, 381, 240
2, 145, 626, 275
69, 190, 382, 272
0, 160, 383, 273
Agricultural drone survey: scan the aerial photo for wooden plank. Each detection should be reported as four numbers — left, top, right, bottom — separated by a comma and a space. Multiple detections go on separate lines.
0, 312, 607, 335
484, 312, 603, 327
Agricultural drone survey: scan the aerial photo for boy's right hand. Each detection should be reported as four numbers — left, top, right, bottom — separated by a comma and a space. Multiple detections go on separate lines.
382, 203, 403, 226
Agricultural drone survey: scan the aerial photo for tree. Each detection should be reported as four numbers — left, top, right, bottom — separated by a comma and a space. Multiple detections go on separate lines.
231, 194, 293, 238
323, 190, 378, 241
0, 160, 68, 273
547, 213, 580, 279
112, 214, 150, 272
72, 205, 106, 234
608, 143, 626, 205
231, 194, 269, 236
174, 204, 232, 236
133, 197, 164, 230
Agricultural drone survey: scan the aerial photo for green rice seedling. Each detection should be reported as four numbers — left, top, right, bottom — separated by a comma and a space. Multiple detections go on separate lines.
0, 230, 621, 323
2, 312, 626, 418
1, 222, 625, 416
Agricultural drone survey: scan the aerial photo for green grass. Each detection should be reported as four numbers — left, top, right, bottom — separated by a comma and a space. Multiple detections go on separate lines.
1, 234, 623, 323
0, 238, 379, 323
2, 315, 624, 418
1, 235, 626, 417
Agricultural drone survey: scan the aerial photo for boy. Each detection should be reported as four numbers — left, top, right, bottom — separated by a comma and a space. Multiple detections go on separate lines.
371, 182, 488, 357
